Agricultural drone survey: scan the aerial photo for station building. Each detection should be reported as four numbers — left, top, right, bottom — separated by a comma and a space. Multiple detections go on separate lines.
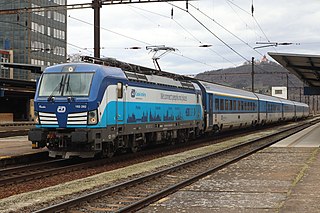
0, 0, 67, 122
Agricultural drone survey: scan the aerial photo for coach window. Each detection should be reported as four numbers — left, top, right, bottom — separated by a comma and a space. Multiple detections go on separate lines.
233, 100, 236, 110
229, 99, 232, 110
117, 82, 123, 99
220, 99, 225, 111
225, 100, 229, 111
215, 99, 219, 111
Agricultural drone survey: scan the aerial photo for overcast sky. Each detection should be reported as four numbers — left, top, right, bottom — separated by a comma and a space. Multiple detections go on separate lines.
67, 0, 320, 75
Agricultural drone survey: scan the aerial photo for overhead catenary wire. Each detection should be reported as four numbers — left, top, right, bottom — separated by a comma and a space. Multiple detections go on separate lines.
225, 0, 270, 42
168, 2, 249, 62
68, 15, 152, 46
68, 14, 216, 69
226, 0, 276, 52
166, 2, 286, 77
225, 0, 264, 41
188, 3, 264, 57
171, 51, 216, 68
127, 4, 236, 67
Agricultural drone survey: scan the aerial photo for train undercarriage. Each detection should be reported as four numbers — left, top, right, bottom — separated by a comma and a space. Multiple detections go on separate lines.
29, 121, 203, 158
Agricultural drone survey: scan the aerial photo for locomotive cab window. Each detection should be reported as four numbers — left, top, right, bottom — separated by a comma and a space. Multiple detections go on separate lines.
38, 72, 94, 97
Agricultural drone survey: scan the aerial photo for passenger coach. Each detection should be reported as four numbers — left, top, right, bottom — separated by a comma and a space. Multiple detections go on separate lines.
196, 81, 259, 132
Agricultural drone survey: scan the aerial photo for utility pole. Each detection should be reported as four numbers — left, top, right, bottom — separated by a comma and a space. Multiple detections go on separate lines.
251, 57, 254, 92
93, 0, 102, 58
286, 73, 289, 99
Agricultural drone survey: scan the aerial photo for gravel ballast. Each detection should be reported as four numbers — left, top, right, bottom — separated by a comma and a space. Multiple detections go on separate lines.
0, 128, 278, 213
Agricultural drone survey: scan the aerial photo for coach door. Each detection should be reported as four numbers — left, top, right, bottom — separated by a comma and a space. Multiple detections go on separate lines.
209, 94, 213, 127
116, 82, 125, 125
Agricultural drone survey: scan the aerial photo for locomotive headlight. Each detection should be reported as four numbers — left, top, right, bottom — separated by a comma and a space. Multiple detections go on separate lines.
88, 110, 98, 125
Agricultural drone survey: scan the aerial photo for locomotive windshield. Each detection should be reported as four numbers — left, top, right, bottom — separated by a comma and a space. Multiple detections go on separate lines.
39, 72, 94, 97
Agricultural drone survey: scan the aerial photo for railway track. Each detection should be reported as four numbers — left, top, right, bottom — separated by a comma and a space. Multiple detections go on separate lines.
0, 159, 84, 186
0, 121, 292, 187
33, 119, 319, 213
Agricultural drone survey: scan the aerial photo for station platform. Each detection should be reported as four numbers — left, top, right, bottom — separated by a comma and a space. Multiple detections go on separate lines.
272, 122, 320, 147
143, 123, 320, 212
0, 136, 47, 166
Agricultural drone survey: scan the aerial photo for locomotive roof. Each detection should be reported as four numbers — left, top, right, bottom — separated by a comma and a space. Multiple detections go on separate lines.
44, 62, 128, 79
44, 62, 196, 90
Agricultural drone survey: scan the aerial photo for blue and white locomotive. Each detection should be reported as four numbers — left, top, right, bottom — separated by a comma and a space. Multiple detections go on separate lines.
29, 57, 204, 158
28, 56, 309, 158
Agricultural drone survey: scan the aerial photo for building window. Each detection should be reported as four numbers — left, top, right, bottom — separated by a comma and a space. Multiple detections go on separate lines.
275, 90, 283, 94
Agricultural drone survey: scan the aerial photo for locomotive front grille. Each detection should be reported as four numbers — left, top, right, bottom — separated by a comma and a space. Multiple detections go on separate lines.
67, 112, 87, 125
39, 112, 58, 125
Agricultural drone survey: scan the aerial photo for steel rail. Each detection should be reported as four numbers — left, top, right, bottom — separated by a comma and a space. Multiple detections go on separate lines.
33, 119, 319, 213
0, 159, 78, 186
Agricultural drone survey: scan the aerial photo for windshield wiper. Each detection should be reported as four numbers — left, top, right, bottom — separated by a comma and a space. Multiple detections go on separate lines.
48, 76, 64, 102
65, 75, 74, 102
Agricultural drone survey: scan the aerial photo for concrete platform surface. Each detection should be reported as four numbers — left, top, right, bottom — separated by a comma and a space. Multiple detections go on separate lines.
141, 147, 320, 213
272, 122, 320, 147
0, 136, 46, 159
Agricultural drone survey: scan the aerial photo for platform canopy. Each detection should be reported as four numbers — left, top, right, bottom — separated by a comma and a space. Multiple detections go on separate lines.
268, 52, 320, 95
0, 62, 45, 74
268, 52, 320, 87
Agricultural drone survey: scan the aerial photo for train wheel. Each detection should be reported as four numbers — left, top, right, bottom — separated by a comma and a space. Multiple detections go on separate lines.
131, 146, 139, 153
170, 138, 177, 146
102, 143, 114, 158
178, 129, 188, 143
129, 134, 141, 153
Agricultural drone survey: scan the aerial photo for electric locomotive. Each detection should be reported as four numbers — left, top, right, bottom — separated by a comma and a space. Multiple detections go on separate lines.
28, 57, 204, 158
